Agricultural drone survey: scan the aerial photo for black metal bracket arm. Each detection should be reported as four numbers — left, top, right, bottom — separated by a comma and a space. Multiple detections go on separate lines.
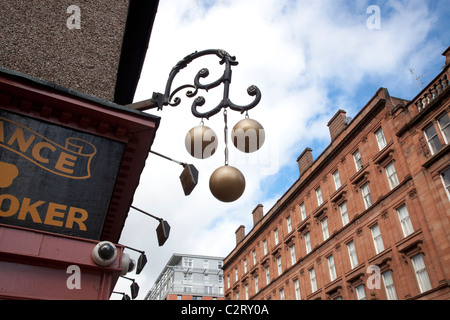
128, 49, 261, 119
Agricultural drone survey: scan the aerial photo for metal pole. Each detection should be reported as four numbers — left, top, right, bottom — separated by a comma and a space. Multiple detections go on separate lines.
130, 205, 163, 222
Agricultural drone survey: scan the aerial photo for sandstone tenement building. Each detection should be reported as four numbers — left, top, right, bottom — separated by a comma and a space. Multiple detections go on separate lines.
222, 46, 450, 300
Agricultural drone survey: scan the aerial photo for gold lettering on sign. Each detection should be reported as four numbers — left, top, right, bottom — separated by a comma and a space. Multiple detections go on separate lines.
0, 117, 97, 179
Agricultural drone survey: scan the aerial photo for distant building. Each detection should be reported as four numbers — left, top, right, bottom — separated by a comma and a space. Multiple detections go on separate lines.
222, 46, 450, 300
145, 253, 225, 300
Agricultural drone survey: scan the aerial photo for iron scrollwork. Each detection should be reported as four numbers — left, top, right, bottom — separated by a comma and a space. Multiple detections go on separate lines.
150, 49, 261, 119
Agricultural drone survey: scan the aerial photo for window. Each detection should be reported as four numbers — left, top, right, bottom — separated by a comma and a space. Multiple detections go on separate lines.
424, 123, 443, 155
385, 162, 399, 189
183, 258, 193, 268
339, 202, 349, 226
327, 255, 337, 282
184, 273, 193, 283
252, 250, 257, 265
183, 286, 192, 293
437, 112, 450, 144
316, 187, 323, 206
353, 149, 363, 171
370, 223, 384, 254
290, 245, 296, 265
274, 229, 279, 244
265, 266, 270, 285
321, 218, 329, 240
300, 202, 307, 220
347, 240, 358, 269
227, 275, 230, 288
397, 205, 414, 237
204, 286, 213, 294
243, 259, 248, 273
305, 232, 311, 254
235, 268, 238, 282
441, 167, 450, 201
355, 285, 366, 300
375, 127, 387, 150
294, 279, 301, 300
279, 288, 285, 300
411, 254, 432, 293
204, 259, 209, 269
309, 268, 317, 292
218, 275, 223, 284
382, 271, 398, 300
333, 170, 342, 190
204, 274, 209, 284
263, 239, 268, 255
287, 216, 292, 233
277, 256, 282, 276
361, 183, 373, 209
254, 275, 259, 293
245, 284, 249, 300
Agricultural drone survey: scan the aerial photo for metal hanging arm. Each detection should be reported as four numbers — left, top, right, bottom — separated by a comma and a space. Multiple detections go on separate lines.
149, 150, 186, 167
127, 49, 261, 119
130, 205, 163, 222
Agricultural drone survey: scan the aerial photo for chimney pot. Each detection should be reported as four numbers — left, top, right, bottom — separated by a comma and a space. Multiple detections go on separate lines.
235, 225, 245, 244
327, 109, 348, 141
252, 204, 264, 226
297, 147, 313, 177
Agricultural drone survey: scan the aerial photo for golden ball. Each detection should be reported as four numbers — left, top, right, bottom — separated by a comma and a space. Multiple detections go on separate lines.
185, 125, 218, 159
231, 118, 265, 153
209, 165, 246, 202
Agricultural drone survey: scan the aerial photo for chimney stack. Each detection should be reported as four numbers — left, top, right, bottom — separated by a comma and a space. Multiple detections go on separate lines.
297, 147, 313, 177
235, 225, 245, 245
327, 109, 348, 141
252, 204, 264, 226
443, 46, 450, 66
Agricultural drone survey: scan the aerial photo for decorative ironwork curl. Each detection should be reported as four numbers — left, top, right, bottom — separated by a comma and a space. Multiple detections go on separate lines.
149, 49, 261, 119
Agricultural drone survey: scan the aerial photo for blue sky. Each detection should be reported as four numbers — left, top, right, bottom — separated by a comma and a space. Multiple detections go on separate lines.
113, 0, 450, 299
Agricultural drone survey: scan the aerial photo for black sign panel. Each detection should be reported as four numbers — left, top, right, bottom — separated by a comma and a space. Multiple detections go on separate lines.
0, 110, 125, 240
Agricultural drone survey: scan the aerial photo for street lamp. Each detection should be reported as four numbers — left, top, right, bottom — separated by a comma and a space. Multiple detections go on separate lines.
129, 49, 265, 202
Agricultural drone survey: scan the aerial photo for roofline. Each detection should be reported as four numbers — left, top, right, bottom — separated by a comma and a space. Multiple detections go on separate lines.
0, 67, 160, 123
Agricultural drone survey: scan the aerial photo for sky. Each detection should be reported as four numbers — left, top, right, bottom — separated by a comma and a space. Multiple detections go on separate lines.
112, 0, 450, 299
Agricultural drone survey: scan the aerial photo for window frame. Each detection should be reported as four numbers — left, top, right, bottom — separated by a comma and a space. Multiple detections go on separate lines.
385, 161, 399, 190
353, 149, 363, 171
375, 127, 387, 150
423, 122, 443, 155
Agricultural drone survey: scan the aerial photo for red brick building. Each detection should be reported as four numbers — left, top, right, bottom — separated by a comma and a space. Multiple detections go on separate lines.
222, 47, 450, 300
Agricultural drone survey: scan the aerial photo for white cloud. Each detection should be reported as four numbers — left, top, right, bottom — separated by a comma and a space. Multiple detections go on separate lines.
113, 0, 446, 299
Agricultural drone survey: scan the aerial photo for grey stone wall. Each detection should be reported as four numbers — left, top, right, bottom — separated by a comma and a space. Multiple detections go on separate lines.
0, 0, 130, 102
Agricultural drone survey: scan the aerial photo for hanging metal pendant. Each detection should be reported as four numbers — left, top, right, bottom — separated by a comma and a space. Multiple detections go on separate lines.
185, 125, 218, 159
209, 165, 246, 203
231, 118, 265, 153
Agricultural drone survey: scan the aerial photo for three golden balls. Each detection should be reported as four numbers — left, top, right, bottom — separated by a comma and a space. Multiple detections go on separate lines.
231, 118, 265, 153
185, 125, 218, 159
209, 165, 246, 202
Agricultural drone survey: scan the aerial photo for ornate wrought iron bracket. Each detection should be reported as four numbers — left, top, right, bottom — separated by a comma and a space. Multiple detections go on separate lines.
142, 49, 261, 119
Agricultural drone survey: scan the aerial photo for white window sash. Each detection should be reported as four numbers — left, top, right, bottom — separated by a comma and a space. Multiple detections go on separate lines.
411, 254, 432, 293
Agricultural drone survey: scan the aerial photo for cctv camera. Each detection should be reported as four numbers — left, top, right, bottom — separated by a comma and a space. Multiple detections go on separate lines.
121, 253, 136, 275
92, 241, 118, 266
